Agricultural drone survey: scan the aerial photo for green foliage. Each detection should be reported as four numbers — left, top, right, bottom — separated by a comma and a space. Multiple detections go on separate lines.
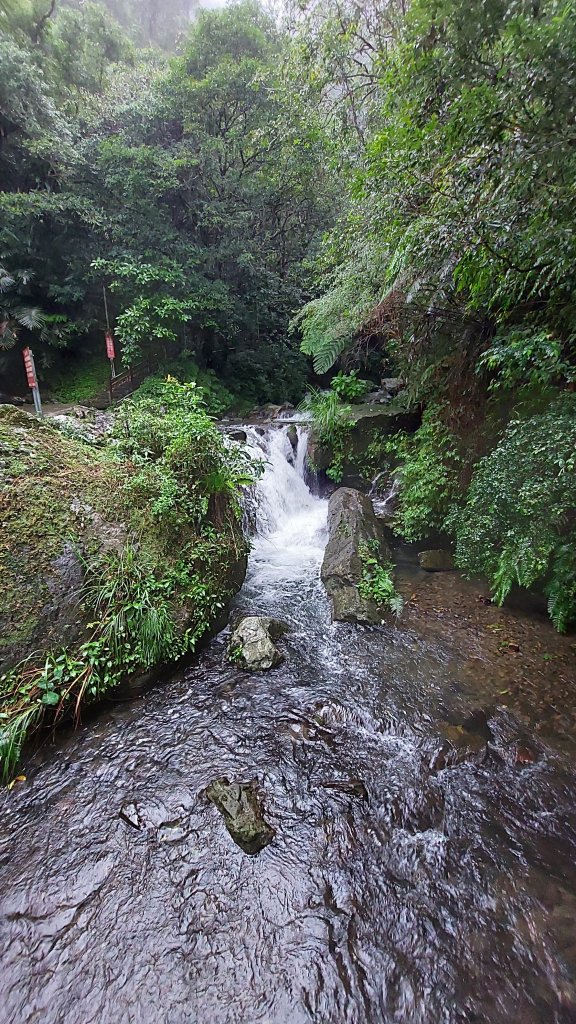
358, 541, 403, 616
388, 410, 462, 542
292, 258, 378, 373
479, 328, 576, 393
449, 395, 576, 632
134, 358, 238, 417
0, 539, 206, 783
114, 376, 255, 530
330, 370, 370, 401
0, 381, 253, 781
0, 265, 45, 350
0, 1, 333, 403
296, 0, 576, 395
302, 386, 355, 482
47, 350, 111, 403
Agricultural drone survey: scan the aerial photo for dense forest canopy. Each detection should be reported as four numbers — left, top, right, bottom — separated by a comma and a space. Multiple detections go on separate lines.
0, 0, 334, 402
1, 0, 575, 627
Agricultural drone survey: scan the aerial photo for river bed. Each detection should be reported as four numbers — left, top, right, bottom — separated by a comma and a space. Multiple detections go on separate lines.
1, 425, 576, 1024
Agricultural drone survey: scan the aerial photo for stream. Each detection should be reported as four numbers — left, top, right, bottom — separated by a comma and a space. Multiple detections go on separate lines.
1, 424, 576, 1023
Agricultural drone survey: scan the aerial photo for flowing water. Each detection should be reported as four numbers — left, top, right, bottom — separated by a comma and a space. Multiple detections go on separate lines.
2, 425, 576, 1024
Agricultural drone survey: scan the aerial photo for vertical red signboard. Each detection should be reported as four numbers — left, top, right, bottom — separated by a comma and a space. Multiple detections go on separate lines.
105, 331, 115, 361
22, 347, 37, 388
22, 347, 43, 417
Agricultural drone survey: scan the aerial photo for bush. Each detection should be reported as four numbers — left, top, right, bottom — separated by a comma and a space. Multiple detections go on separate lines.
302, 387, 355, 482
388, 408, 462, 542
114, 377, 255, 529
358, 541, 403, 616
135, 357, 238, 417
330, 370, 371, 402
449, 394, 576, 632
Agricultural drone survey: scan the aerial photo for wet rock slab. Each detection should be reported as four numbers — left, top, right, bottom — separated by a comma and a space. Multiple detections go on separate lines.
321, 487, 393, 624
205, 778, 275, 855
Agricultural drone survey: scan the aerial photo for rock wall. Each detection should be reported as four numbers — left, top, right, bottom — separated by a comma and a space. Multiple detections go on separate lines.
321, 487, 393, 624
0, 405, 247, 676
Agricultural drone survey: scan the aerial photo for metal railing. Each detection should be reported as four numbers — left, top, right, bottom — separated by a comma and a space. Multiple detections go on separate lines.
108, 359, 154, 404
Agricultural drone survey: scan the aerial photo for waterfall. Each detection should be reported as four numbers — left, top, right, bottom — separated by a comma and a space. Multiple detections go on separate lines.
243, 425, 318, 538
370, 470, 400, 517
238, 424, 329, 622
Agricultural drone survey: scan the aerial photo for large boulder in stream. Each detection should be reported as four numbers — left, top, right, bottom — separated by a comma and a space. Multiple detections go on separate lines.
205, 778, 275, 855
227, 616, 285, 670
321, 487, 393, 624
418, 549, 455, 572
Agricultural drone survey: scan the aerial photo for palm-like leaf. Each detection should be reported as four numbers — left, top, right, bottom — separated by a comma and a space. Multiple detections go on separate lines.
13, 306, 46, 330
0, 323, 18, 350
0, 270, 15, 293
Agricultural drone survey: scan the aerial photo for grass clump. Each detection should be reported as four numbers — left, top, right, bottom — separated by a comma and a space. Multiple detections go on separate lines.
46, 351, 112, 404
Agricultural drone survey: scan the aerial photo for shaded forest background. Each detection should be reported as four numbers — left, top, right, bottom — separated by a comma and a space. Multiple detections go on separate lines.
1, 0, 576, 629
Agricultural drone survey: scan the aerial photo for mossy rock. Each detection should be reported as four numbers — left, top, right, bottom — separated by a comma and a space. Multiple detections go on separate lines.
206, 778, 276, 855
0, 406, 247, 674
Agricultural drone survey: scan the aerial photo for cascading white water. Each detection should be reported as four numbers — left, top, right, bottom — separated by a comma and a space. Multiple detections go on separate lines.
238, 424, 329, 623
370, 470, 400, 517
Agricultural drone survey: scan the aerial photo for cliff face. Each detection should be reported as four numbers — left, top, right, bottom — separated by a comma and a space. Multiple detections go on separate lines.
0, 405, 243, 679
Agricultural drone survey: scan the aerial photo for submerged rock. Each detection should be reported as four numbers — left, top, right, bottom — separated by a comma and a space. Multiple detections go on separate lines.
433, 707, 494, 768
321, 487, 393, 624
119, 802, 141, 830
227, 427, 248, 443
319, 778, 369, 800
286, 424, 298, 455
205, 778, 275, 855
227, 616, 285, 670
418, 549, 455, 572
431, 725, 489, 771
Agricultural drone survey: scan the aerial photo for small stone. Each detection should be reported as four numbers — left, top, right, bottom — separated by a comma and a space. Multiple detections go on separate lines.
119, 802, 141, 829
227, 616, 285, 671
381, 377, 404, 395
206, 778, 275, 855
319, 778, 369, 800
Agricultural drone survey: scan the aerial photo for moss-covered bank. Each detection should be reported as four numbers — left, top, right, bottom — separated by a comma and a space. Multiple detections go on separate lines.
0, 386, 250, 781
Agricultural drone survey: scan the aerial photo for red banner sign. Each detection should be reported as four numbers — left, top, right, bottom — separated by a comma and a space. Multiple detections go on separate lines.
22, 347, 37, 389
105, 331, 115, 361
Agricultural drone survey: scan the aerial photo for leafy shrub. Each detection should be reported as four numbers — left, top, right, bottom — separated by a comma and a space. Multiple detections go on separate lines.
388, 409, 462, 541
114, 377, 255, 528
134, 357, 237, 417
449, 395, 576, 632
478, 328, 576, 393
302, 387, 356, 482
330, 370, 371, 402
358, 542, 403, 616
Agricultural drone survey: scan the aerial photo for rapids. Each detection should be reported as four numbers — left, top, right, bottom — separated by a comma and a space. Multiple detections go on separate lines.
1, 424, 576, 1024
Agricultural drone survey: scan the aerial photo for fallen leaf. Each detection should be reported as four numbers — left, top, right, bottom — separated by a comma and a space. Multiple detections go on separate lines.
7, 774, 26, 791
